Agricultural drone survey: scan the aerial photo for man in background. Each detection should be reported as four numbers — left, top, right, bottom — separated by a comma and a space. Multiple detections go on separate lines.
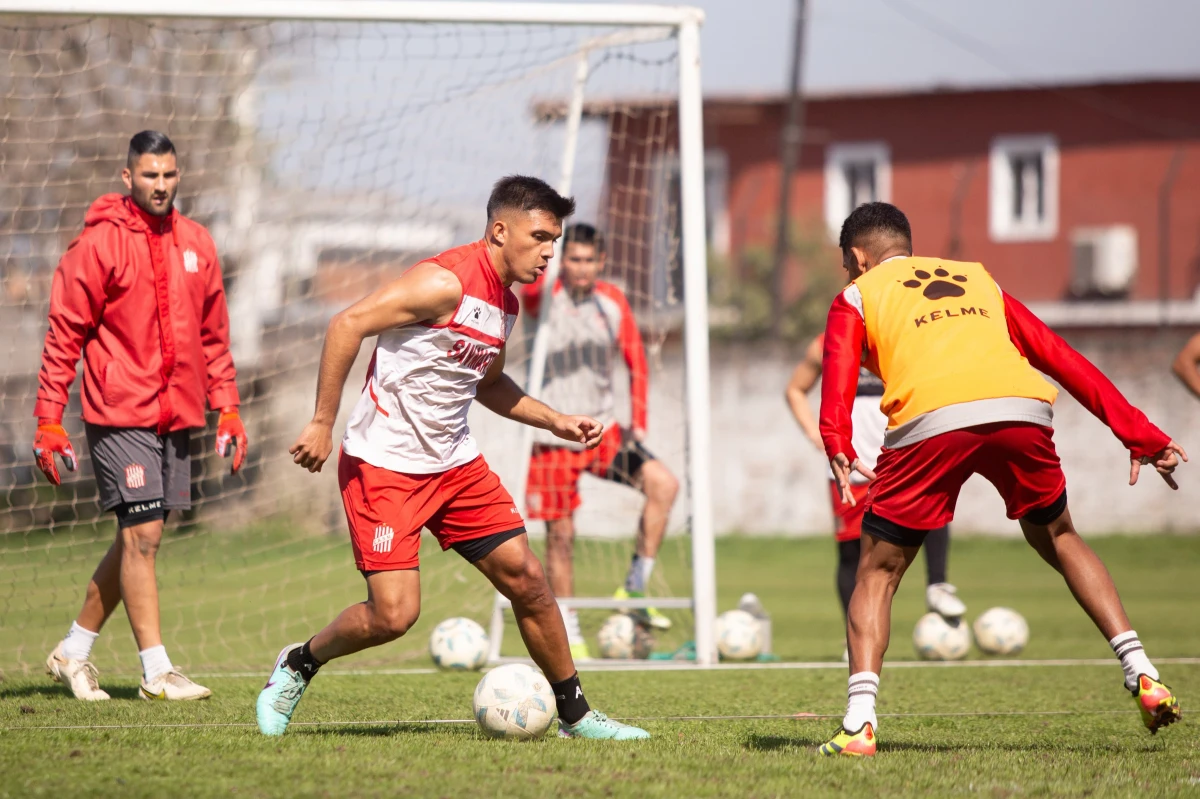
787, 332, 965, 661
35, 130, 247, 701
523, 223, 679, 659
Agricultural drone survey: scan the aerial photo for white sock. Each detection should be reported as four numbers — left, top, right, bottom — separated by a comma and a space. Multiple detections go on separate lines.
1110, 630, 1157, 689
843, 671, 880, 732
61, 622, 99, 662
139, 645, 174, 683
558, 601, 584, 646
624, 554, 655, 594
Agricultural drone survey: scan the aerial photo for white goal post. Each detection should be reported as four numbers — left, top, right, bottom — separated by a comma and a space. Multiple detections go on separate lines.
0, 0, 717, 670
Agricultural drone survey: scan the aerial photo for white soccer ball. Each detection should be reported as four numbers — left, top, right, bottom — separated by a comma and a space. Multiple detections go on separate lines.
597, 614, 654, 660
972, 607, 1029, 656
912, 612, 971, 661
716, 609, 762, 661
429, 617, 489, 671
472, 663, 557, 740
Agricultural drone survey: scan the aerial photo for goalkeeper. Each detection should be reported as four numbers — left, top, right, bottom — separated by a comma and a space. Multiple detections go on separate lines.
522, 223, 680, 659
33, 131, 247, 702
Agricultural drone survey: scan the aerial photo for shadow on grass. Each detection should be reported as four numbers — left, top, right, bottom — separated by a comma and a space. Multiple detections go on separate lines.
745, 734, 1168, 754
0, 684, 78, 701
294, 723, 466, 738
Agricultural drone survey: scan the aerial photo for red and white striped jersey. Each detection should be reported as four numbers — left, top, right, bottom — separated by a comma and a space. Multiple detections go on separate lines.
342, 240, 519, 474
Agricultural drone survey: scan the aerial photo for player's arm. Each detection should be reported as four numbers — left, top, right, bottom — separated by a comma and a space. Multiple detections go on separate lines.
1002, 290, 1186, 488
786, 335, 825, 451
819, 291, 874, 505
608, 287, 650, 438
289, 263, 462, 472
476, 346, 605, 449
1171, 332, 1200, 402
197, 233, 248, 473
32, 237, 107, 484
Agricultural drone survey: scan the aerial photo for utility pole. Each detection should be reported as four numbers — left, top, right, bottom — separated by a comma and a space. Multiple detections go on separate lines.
771, 0, 807, 336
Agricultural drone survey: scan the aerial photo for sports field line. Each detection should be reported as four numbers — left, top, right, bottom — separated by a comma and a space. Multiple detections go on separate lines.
189, 656, 1200, 678
1, 709, 1136, 732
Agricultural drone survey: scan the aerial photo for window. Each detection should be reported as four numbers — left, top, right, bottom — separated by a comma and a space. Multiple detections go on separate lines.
989, 135, 1059, 242
824, 142, 891, 241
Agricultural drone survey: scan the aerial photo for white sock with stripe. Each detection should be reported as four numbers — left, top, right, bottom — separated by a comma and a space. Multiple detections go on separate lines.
139, 645, 174, 683
558, 601, 584, 646
1110, 630, 1157, 690
61, 622, 99, 662
624, 554, 655, 594
843, 671, 880, 732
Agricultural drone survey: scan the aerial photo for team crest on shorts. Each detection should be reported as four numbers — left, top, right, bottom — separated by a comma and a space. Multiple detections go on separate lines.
183, 249, 199, 273
125, 463, 146, 489
372, 524, 394, 554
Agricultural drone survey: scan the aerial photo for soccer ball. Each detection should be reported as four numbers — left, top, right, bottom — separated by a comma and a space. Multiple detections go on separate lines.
429, 617, 489, 671
912, 612, 970, 661
972, 607, 1029, 656
716, 609, 762, 661
472, 663, 557, 740
597, 614, 654, 659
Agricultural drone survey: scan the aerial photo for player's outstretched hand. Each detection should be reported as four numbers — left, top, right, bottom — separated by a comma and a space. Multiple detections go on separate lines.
290, 421, 334, 473
551, 415, 605, 449
33, 419, 77, 486
1129, 440, 1188, 490
831, 453, 876, 506
215, 407, 248, 474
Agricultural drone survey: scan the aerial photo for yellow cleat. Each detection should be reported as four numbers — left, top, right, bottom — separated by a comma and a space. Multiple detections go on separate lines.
613, 587, 672, 630
818, 722, 876, 757
1132, 674, 1181, 734
569, 641, 593, 661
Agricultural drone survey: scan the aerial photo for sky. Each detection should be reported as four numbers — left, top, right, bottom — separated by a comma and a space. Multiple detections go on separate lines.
481, 0, 1200, 95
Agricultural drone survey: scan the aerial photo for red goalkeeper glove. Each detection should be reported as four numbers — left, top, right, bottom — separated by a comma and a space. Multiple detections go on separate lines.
215, 407, 248, 474
33, 419, 77, 486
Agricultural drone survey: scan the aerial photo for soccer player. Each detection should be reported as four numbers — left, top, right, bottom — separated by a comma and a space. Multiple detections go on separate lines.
1171, 332, 1200, 401
817, 202, 1185, 757
35, 130, 247, 702
521, 223, 680, 659
257, 177, 649, 741
787, 333, 965, 643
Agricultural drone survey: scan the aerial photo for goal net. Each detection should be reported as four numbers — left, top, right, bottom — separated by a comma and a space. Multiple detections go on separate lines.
0, 2, 715, 676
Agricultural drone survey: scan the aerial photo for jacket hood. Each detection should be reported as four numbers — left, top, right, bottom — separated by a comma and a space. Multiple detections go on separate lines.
84, 193, 178, 236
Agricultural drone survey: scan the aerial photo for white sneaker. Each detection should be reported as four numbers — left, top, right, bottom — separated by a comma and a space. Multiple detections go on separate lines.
926, 582, 966, 618
139, 670, 212, 701
46, 643, 110, 701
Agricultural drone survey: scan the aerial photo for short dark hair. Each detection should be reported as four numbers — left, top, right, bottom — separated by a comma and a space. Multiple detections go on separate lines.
563, 222, 605, 254
487, 175, 575, 222
838, 201, 912, 254
127, 130, 176, 167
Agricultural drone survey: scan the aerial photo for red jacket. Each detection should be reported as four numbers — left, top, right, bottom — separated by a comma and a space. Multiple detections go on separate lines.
35, 194, 239, 432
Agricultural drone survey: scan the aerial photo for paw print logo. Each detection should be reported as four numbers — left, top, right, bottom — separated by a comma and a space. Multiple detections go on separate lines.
902, 267, 968, 300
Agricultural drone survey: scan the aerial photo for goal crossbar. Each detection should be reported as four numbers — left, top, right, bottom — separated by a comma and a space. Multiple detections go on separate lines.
0, 0, 705, 27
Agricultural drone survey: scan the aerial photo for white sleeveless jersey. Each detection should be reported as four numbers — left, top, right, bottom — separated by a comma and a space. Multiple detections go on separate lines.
341, 241, 519, 474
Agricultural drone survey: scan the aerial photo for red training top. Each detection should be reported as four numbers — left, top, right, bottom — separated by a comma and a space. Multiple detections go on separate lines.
35, 194, 239, 433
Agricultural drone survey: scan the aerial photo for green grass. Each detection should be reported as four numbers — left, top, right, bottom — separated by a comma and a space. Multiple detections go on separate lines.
2, 533, 1199, 797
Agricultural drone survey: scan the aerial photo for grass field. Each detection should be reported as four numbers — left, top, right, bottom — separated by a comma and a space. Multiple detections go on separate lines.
2, 533, 1199, 797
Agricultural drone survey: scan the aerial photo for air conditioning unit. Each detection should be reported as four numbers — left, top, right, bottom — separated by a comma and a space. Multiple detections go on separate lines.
1070, 226, 1137, 298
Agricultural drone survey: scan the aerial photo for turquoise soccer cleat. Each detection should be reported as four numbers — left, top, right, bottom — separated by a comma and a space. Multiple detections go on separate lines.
558, 710, 650, 740
256, 644, 309, 736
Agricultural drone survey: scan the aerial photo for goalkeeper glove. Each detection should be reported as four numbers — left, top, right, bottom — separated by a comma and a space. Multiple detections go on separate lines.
33, 419, 77, 486
215, 407, 248, 474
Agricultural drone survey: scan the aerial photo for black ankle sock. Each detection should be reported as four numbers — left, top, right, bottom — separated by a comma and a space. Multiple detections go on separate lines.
550, 672, 590, 725
286, 639, 324, 682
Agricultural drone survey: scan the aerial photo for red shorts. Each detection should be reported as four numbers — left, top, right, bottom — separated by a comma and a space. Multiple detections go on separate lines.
829, 481, 872, 542
339, 450, 524, 571
526, 425, 626, 521
865, 422, 1066, 533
